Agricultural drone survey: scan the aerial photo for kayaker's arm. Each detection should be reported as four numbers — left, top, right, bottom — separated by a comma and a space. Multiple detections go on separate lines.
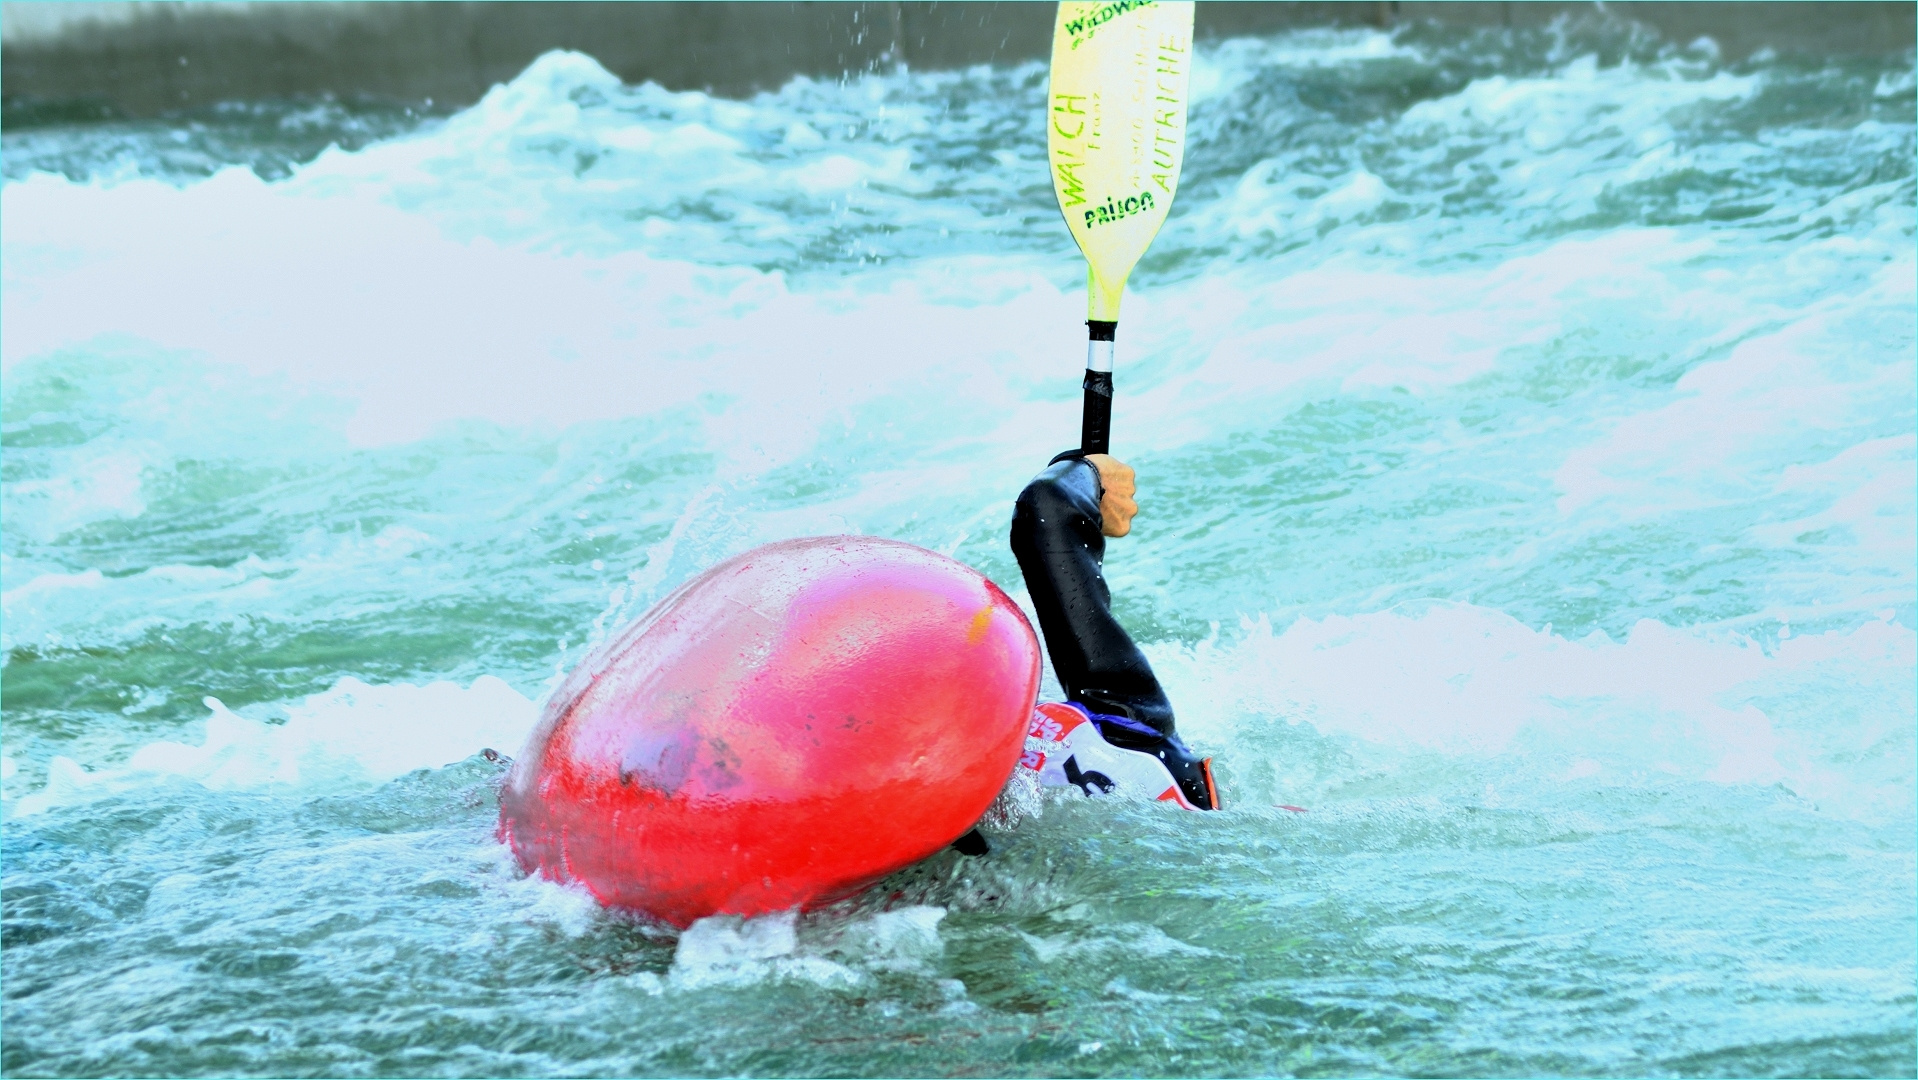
1010, 453, 1172, 734
1009, 453, 1220, 810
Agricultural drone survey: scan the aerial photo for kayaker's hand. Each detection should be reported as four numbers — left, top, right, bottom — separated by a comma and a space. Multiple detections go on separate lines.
1085, 454, 1137, 538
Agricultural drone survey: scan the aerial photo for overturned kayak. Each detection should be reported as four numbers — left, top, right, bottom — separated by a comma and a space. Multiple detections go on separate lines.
499, 536, 1040, 926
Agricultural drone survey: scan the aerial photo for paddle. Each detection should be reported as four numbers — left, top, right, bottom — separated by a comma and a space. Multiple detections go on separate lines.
1047, 0, 1196, 455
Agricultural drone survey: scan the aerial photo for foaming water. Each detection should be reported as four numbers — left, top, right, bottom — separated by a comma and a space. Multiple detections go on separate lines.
4, 17, 1914, 1078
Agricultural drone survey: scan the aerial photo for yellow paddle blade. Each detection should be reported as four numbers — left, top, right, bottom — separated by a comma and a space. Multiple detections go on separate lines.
1047, 1, 1196, 323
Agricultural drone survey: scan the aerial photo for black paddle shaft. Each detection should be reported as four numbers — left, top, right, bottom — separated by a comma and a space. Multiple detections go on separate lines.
1080, 320, 1117, 455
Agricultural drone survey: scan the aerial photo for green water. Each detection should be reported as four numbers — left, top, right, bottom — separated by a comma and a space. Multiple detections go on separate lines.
4, 17, 1914, 1077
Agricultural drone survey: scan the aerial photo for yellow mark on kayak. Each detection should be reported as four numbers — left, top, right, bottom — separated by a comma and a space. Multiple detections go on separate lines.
968, 606, 994, 645
1048, 0, 1194, 322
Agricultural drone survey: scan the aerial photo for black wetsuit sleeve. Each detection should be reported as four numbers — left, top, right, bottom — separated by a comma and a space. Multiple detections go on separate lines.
1009, 457, 1175, 741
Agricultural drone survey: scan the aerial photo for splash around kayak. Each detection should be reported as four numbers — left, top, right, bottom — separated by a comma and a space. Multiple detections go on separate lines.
498, 536, 1041, 926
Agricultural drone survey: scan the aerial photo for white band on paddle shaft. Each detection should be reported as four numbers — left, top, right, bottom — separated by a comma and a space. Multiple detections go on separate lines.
1086, 338, 1114, 373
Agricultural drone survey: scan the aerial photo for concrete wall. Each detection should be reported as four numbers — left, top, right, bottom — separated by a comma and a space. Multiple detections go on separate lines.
3, 2, 1912, 120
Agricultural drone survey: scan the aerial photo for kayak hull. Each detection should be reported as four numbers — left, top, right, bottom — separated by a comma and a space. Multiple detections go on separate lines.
499, 536, 1040, 926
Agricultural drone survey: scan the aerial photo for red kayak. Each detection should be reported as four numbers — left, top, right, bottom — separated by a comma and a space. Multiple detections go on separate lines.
499, 536, 1040, 927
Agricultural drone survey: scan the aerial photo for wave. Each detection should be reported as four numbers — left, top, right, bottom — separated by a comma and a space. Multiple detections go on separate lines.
9, 601, 1908, 826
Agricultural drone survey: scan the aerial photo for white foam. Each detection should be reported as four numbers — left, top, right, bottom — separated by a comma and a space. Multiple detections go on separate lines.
2, 446, 149, 540
1397, 57, 1759, 216
1874, 67, 1917, 99
0, 153, 1083, 460
5, 45, 1905, 497
669, 911, 864, 991
1155, 604, 1916, 821
1188, 28, 1413, 105
1557, 253, 1918, 519
0, 567, 108, 605
646, 904, 954, 991
1, 531, 446, 655
7, 675, 538, 818
1745, 434, 1917, 611
1019, 922, 1215, 964
490, 849, 609, 939
834, 905, 948, 972
2, 558, 258, 653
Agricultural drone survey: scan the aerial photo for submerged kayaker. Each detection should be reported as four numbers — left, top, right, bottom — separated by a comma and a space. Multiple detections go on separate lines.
1009, 449, 1220, 812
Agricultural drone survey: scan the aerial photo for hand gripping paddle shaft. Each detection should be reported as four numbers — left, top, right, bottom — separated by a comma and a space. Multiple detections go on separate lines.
1047, 1, 1195, 454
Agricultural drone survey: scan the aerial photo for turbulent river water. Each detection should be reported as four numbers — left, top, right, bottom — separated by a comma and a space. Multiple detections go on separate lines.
3, 16, 1914, 1078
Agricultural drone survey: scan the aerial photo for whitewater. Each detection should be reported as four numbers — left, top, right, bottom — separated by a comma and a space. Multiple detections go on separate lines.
3, 17, 1913, 1077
